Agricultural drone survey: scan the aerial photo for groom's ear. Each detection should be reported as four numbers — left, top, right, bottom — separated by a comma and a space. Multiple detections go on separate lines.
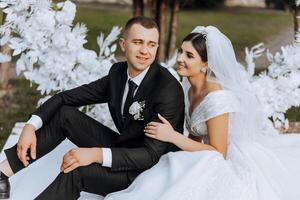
119, 38, 126, 52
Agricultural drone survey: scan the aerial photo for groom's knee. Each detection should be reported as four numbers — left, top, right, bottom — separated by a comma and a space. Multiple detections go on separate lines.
76, 164, 130, 196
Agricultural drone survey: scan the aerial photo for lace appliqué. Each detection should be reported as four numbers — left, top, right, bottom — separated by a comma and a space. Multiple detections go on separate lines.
185, 90, 240, 139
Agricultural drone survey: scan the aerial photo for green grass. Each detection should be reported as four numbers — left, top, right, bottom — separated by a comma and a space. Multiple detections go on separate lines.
74, 6, 292, 55
177, 8, 292, 53
286, 107, 300, 122
0, 79, 41, 149
74, 7, 130, 52
1, 6, 293, 55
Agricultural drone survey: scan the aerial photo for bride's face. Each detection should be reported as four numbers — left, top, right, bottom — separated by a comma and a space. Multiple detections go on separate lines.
176, 41, 208, 77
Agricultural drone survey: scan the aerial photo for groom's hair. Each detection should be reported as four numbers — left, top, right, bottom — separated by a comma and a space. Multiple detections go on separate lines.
123, 16, 159, 38
183, 33, 207, 62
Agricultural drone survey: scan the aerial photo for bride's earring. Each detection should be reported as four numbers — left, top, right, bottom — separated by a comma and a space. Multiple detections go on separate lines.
200, 67, 207, 74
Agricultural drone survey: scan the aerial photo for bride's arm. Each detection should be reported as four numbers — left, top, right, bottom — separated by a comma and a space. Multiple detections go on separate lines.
188, 134, 203, 143
206, 113, 228, 157
145, 114, 228, 158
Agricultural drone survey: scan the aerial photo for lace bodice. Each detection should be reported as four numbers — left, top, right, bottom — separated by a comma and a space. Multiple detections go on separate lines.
185, 90, 240, 142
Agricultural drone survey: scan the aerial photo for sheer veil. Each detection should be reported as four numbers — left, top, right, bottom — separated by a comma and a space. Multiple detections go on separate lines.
187, 27, 290, 196
187, 26, 271, 142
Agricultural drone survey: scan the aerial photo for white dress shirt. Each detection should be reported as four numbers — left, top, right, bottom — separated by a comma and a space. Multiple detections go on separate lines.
26, 66, 150, 168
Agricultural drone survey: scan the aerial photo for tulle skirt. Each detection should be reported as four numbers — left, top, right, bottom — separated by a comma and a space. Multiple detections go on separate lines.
105, 134, 300, 200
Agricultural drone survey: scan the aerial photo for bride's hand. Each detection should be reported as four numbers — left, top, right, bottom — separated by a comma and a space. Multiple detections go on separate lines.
144, 114, 176, 142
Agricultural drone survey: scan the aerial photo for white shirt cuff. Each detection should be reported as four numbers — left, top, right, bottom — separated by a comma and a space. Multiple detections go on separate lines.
26, 115, 43, 130
102, 148, 112, 168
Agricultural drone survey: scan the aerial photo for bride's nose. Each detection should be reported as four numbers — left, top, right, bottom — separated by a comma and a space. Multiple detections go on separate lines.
177, 53, 184, 64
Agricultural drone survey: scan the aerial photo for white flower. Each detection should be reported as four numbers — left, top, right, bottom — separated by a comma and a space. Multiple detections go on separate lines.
246, 32, 300, 129
129, 102, 142, 114
33, 10, 56, 32
0, 2, 7, 8
52, 30, 68, 48
0, 30, 11, 45
97, 26, 122, 57
0, 0, 121, 127
55, 1, 76, 26
77, 49, 99, 68
129, 101, 145, 120
245, 43, 265, 77
0, 53, 11, 63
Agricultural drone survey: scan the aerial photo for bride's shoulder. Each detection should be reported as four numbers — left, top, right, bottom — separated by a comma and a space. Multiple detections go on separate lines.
193, 88, 240, 124
202, 83, 239, 109
206, 81, 223, 93
206, 81, 234, 97
205, 83, 229, 99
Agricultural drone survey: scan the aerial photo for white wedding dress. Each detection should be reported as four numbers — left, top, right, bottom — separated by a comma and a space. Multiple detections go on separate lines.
105, 90, 300, 200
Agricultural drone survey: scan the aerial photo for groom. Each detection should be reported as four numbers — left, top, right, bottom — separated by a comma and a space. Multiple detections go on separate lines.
0, 16, 184, 199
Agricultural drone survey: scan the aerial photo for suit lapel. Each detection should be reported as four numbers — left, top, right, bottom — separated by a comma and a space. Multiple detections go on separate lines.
113, 63, 127, 129
123, 63, 159, 127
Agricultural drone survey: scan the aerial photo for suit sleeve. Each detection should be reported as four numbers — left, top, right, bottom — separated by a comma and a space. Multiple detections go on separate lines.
31, 75, 109, 124
110, 81, 184, 171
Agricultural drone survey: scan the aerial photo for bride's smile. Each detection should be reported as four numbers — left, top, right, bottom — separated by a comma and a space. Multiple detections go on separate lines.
176, 40, 208, 78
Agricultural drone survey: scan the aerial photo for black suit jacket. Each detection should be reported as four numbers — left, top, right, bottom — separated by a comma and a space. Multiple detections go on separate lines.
32, 62, 185, 172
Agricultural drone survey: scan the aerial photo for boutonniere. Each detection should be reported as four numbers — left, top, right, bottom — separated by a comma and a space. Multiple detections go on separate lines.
129, 100, 145, 120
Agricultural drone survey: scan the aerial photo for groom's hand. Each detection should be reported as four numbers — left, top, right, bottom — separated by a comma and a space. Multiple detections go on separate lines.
61, 147, 103, 173
17, 124, 37, 167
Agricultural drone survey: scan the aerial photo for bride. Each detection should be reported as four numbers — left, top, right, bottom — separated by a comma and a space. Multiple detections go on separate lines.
104, 26, 300, 200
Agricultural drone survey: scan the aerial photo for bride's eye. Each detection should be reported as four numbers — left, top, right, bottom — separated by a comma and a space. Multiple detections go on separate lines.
186, 53, 194, 59
178, 48, 183, 54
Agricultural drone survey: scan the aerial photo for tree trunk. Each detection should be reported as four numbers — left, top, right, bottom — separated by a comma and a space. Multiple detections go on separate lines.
293, 6, 300, 37
0, 13, 12, 91
155, 0, 167, 62
133, 0, 144, 17
149, 0, 156, 18
167, 0, 179, 59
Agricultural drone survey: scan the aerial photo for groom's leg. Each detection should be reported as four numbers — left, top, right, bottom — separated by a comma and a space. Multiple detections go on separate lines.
4, 105, 119, 173
35, 164, 131, 200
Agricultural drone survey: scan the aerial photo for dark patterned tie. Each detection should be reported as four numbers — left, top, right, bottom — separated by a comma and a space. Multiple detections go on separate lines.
123, 79, 138, 117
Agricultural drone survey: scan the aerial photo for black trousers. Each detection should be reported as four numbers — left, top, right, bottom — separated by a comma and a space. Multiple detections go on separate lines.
5, 106, 133, 199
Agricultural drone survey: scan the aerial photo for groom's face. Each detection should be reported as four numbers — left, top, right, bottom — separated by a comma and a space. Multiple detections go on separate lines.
119, 24, 159, 76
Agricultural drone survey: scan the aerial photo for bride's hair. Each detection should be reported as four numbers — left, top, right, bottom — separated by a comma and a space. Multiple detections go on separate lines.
182, 33, 207, 62
182, 33, 218, 81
